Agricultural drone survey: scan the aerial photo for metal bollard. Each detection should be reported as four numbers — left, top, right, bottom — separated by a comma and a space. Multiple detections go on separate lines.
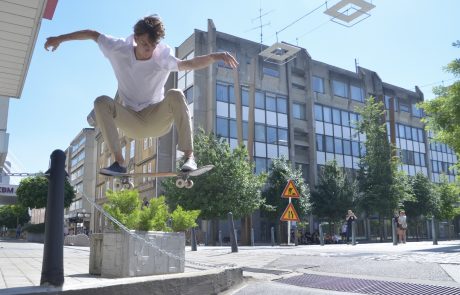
319, 223, 324, 246
191, 227, 197, 251
218, 230, 222, 246
251, 228, 255, 246
271, 226, 275, 246
40, 150, 66, 286
432, 217, 438, 245
228, 212, 238, 252
352, 220, 356, 246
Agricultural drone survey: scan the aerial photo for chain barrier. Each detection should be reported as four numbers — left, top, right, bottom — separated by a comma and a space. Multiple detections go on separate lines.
81, 191, 236, 270
1, 172, 47, 177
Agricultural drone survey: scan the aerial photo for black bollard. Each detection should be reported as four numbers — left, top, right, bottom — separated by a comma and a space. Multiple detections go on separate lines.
271, 226, 275, 246
352, 220, 357, 246
250, 228, 255, 246
319, 223, 324, 246
40, 150, 66, 286
432, 217, 438, 245
191, 227, 197, 251
219, 230, 222, 246
392, 218, 397, 246
228, 212, 238, 253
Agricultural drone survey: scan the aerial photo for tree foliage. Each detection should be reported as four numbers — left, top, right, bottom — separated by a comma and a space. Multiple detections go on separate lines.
0, 205, 30, 228
310, 160, 357, 223
261, 157, 310, 221
404, 173, 438, 218
103, 190, 200, 232
163, 130, 266, 220
420, 41, 460, 157
16, 176, 75, 209
355, 96, 400, 218
435, 175, 460, 220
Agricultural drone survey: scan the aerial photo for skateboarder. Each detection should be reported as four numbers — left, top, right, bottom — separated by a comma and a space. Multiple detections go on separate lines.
45, 15, 238, 175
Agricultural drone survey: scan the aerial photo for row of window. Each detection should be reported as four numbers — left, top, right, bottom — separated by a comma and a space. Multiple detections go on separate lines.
316, 134, 365, 157
216, 83, 288, 114
71, 136, 86, 154
384, 96, 424, 118
393, 123, 425, 143
314, 104, 361, 127
399, 150, 427, 167
431, 160, 456, 175
429, 141, 455, 155
312, 76, 364, 102
71, 151, 85, 168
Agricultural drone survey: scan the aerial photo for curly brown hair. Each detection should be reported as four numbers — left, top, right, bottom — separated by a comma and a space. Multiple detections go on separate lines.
133, 15, 165, 44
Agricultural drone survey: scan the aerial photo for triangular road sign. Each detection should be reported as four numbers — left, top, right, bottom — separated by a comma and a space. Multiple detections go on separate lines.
280, 203, 300, 222
281, 179, 300, 198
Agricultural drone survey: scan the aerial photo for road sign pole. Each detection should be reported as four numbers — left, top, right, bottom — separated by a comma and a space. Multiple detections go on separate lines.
287, 197, 291, 245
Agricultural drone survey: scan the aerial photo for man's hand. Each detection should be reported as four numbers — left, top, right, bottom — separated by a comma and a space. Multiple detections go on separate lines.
213, 52, 239, 69
44, 36, 62, 51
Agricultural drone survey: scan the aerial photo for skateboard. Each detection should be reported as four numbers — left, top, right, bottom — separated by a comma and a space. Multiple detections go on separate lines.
101, 165, 214, 189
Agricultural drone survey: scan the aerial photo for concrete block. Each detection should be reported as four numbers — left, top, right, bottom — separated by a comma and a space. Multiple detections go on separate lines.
90, 231, 185, 278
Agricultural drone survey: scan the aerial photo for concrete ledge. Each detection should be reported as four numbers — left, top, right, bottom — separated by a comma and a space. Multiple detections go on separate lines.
2, 267, 243, 295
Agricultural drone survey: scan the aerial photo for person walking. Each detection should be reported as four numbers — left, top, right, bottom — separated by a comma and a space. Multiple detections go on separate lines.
345, 210, 357, 244
45, 14, 238, 175
397, 210, 407, 244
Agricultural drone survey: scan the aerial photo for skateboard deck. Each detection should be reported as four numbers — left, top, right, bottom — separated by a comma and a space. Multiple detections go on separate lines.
101, 165, 214, 189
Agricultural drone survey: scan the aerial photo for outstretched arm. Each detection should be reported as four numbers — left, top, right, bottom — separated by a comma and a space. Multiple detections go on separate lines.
178, 51, 238, 71
44, 30, 101, 51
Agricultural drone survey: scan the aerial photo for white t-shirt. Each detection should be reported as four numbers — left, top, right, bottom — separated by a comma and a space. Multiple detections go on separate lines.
97, 34, 180, 111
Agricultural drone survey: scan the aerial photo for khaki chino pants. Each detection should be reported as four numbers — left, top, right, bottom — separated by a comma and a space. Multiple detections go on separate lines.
93, 89, 193, 157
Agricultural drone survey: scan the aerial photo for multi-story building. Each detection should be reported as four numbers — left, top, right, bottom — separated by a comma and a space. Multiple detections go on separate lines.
91, 19, 457, 240
65, 128, 97, 234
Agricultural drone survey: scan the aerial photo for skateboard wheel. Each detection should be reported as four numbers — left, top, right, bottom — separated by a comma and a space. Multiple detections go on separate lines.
176, 178, 185, 188
185, 179, 194, 189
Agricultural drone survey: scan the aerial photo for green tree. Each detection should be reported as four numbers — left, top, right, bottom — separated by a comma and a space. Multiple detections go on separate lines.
435, 175, 460, 239
310, 160, 357, 229
420, 41, 460, 157
261, 157, 310, 242
103, 189, 141, 230
404, 172, 438, 240
163, 130, 266, 220
16, 176, 75, 209
356, 96, 400, 240
0, 205, 30, 228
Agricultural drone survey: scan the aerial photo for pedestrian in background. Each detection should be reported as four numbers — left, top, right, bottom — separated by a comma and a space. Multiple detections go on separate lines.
15, 224, 21, 239
345, 210, 357, 244
398, 210, 407, 244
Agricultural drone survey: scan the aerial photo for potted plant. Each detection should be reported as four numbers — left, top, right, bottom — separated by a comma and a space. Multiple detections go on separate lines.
89, 189, 200, 278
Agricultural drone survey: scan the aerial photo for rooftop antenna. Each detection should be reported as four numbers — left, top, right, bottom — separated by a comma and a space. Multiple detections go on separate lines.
355, 58, 359, 73
246, 4, 273, 51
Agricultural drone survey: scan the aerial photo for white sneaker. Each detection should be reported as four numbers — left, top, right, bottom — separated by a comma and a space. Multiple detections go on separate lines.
181, 157, 197, 172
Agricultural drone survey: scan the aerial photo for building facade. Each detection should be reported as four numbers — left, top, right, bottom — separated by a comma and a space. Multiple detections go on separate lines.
89, 19, 457, 240
65, 128, 97, 234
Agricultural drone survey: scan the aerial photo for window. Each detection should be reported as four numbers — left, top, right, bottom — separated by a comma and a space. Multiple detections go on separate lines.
229, 120, 237, 139
316, 134, 324, 151
350, 85, 364, 102
293, 103, 306, 120
277, 96, 287, 114
263, 64, 280, 77
314, 105, 323, 121
341, 110, 350, 126
332, 108, 341, 125
130, 140, 135, 159
343, 139, 351, 155
255, 91, 265, 109
412, 103, 422, 117
143, 138, 148, 150
217, 83, 229, 102
241, 88, 249, 106
255, 124, 266, 142
351, 141, 360, 156
216, 118, 228, 137
400, 103, 410, 113
267, 127, 277, 144
323, 106, 332, 123
325, 136, 334, 153
312, 76, 324, 93
266, 95, 276, 111
332, 80, 348, 98
411, 128, 418, 142
334, 138, 343, 154
255, 157, 267, 174
278, 128, 288, 145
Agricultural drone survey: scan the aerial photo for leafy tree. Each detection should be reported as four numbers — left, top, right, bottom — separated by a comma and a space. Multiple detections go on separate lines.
436, 175, 460, 222
310, 160, 357, 229
16, 176, 75, 209
103, 189, 141, 230
420, 41, 460, 158
261, 157, 310, 242
0, 205, 30, 228
138, 196, 170, 232
404, 172, 438, 240
163, 130, 266, 220
355, 96, 400, 240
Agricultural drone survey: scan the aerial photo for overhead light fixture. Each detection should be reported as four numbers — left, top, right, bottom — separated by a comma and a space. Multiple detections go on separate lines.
324, 0, 376, 27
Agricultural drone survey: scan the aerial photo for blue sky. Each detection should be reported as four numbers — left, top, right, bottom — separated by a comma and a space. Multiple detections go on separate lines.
6, 0, 459, 178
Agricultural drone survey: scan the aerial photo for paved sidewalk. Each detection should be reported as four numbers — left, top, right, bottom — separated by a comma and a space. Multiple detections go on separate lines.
1, 238, 459, 294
